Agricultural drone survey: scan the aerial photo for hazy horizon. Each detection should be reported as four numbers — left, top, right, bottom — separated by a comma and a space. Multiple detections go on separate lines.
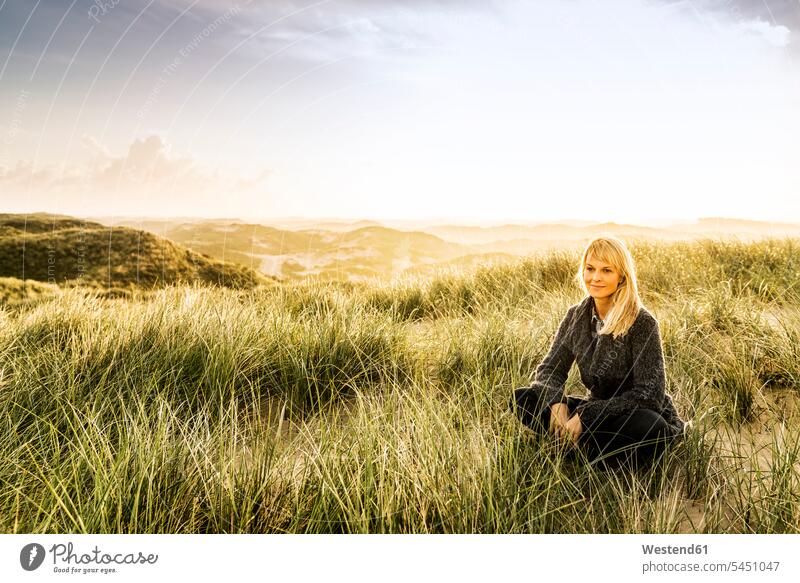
8, 210, 800, 231
81, 214, 800, 229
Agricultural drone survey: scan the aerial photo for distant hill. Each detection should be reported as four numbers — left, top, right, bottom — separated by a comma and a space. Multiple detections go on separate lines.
0, 214, 270, 290
101, 217, 383, 234
422, 222, 685, 246
262, 218, 383, 232
99, 218, 473, 280
91, 215, 800, 282
680, 218, 800, 238
422, 223, 578, 244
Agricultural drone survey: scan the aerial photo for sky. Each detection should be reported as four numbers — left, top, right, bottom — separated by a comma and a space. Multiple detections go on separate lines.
0, 0, 798, 223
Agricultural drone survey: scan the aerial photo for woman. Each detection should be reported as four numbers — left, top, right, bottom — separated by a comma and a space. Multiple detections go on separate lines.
510, 236, 685, 468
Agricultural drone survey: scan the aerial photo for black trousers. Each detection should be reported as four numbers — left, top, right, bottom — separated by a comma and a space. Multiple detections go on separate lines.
510, 386, 677, 468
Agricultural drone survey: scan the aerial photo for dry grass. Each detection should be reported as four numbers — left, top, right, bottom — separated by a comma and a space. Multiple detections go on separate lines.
1, 238, 799, 533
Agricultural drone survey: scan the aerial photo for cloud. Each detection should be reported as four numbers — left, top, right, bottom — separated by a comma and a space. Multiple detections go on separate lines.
724, 0, 800, 31
226, 0, 496, 64
1, 135, 271, 217
0, 162, 58, 189
655, 0, 796, 52
660, 1, 798, 30
96, 135, 195, 186
740, 18, 791, 46
235, 168, 272, 191
80, 135, 110, 160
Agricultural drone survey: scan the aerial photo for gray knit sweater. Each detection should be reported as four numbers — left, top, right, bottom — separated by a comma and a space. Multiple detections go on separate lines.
529, 295, 684, 435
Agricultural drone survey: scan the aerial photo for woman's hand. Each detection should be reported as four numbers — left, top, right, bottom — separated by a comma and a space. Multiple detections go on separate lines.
549, 404, 582, 446
562, 414, 582, 445
549, 403, 571, 438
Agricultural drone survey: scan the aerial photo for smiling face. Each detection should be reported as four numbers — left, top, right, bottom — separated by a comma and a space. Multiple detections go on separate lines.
583, 255, 623, 300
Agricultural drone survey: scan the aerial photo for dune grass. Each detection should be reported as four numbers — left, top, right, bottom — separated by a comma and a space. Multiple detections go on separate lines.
0, 214, 270, 290
1, 238, 799, 533
0, 277, 61, 308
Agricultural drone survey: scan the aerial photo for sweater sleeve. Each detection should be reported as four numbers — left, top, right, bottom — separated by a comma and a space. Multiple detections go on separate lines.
529, 307, 576, 419
574, 312, 666, 429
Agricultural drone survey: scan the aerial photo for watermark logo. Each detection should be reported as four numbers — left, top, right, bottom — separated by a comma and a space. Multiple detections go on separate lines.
88, 0, 121, 24
20, 543, 46, 571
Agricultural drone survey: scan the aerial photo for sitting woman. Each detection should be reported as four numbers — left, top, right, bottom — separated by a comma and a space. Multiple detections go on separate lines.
510, 235, 686, 468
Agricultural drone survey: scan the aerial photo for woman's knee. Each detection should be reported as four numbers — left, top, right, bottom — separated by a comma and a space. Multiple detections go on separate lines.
623, 408, 672, 441
582, 409, 673, 461
510, 386, 545, 429
510, 386, 541, 409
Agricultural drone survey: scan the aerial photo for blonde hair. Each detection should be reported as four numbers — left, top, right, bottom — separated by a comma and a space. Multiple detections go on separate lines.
574, 235, 641, 338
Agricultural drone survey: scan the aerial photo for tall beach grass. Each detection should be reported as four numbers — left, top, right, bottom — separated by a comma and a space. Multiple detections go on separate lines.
1, 238, 799, 533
